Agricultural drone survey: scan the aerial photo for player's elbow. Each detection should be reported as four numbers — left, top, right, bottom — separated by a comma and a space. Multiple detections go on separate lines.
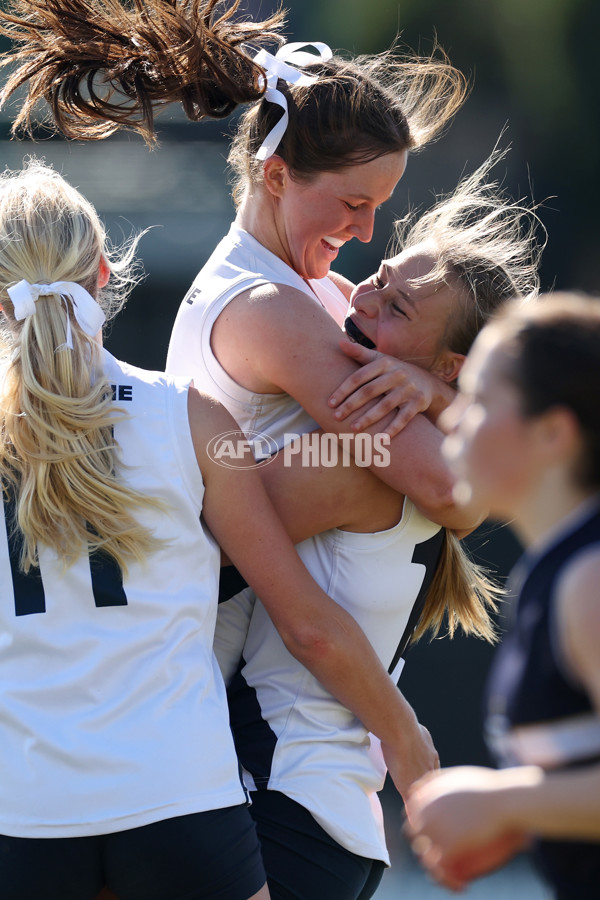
279, 618, 344, 668
412, 477, 455, 524
414, 476, 484, 532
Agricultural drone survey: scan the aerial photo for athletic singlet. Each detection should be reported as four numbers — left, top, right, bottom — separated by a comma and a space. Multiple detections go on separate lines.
485, 497, 600, 896
225, 501, 443, 863
167, 223, 444, 863
166, 221, 349, 449
0, 351, 245, 838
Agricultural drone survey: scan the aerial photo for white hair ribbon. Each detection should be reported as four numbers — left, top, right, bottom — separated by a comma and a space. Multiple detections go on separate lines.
7, 279, 106, 349
251, 41, 333, 161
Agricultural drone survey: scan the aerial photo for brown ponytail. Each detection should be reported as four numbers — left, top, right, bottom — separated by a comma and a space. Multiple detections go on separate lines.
0, 0, 285, 142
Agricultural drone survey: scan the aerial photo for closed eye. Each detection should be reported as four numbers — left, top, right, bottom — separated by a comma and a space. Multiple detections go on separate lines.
345, 201, 360, 211
372, 274, 386, 289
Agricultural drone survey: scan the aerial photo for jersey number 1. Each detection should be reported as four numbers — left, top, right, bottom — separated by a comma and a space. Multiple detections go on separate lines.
3, 491, 128, 616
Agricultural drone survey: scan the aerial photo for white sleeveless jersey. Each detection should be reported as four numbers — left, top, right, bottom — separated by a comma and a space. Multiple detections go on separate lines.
0, 350, 246, 838
165, 221, 349, 449
165, 220, 350, 689
225, 501, 443, 863
166, 223, 443, 863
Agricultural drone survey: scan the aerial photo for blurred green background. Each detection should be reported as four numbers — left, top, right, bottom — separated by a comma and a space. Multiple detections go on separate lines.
0, 1, 596, 893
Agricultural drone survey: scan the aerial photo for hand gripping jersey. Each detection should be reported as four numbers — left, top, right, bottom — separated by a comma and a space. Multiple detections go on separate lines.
0, 351, 246, 838
221, 503, 443, 863
485, 498, 600, 897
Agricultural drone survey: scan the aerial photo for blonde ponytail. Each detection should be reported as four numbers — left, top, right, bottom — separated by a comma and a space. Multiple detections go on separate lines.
0, 159, 164, 573
413, 530, 502, 645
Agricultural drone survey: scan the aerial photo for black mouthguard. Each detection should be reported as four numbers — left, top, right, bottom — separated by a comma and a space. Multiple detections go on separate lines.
344, 316, 376, 350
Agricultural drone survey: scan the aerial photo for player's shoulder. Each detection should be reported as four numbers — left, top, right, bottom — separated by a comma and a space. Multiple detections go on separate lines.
187, 385, 239, 442
242, 279, 312, 305
227, 281, 332, 342
556, 544, 600, 622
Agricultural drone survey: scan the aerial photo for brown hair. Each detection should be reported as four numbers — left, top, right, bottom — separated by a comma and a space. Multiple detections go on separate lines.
229, 44, 468, 206
490, 293, 600, 490
0, 2, 466, 194
0, 0, 285, 142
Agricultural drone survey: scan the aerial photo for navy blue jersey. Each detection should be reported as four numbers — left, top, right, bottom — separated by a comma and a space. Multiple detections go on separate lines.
485, 501, 600, 899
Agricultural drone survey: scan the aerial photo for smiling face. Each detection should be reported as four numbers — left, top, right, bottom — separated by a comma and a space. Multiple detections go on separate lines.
346, 242, 464, 381
265, 150, 407, 280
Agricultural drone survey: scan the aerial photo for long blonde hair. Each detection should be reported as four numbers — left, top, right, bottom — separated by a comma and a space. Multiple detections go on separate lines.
394, 145, 545, 363
413, 530, 501, 645
402, 148, 546, 645
0, 159, 163, 573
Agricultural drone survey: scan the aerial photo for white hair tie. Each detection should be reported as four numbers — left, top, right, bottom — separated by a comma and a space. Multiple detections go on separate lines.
7, 279, 106, 349
250, 41, 333, 161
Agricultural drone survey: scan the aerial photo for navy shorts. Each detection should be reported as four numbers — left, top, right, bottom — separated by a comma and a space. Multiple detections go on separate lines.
0, 804, 266, 900
249, 790, 385, 900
